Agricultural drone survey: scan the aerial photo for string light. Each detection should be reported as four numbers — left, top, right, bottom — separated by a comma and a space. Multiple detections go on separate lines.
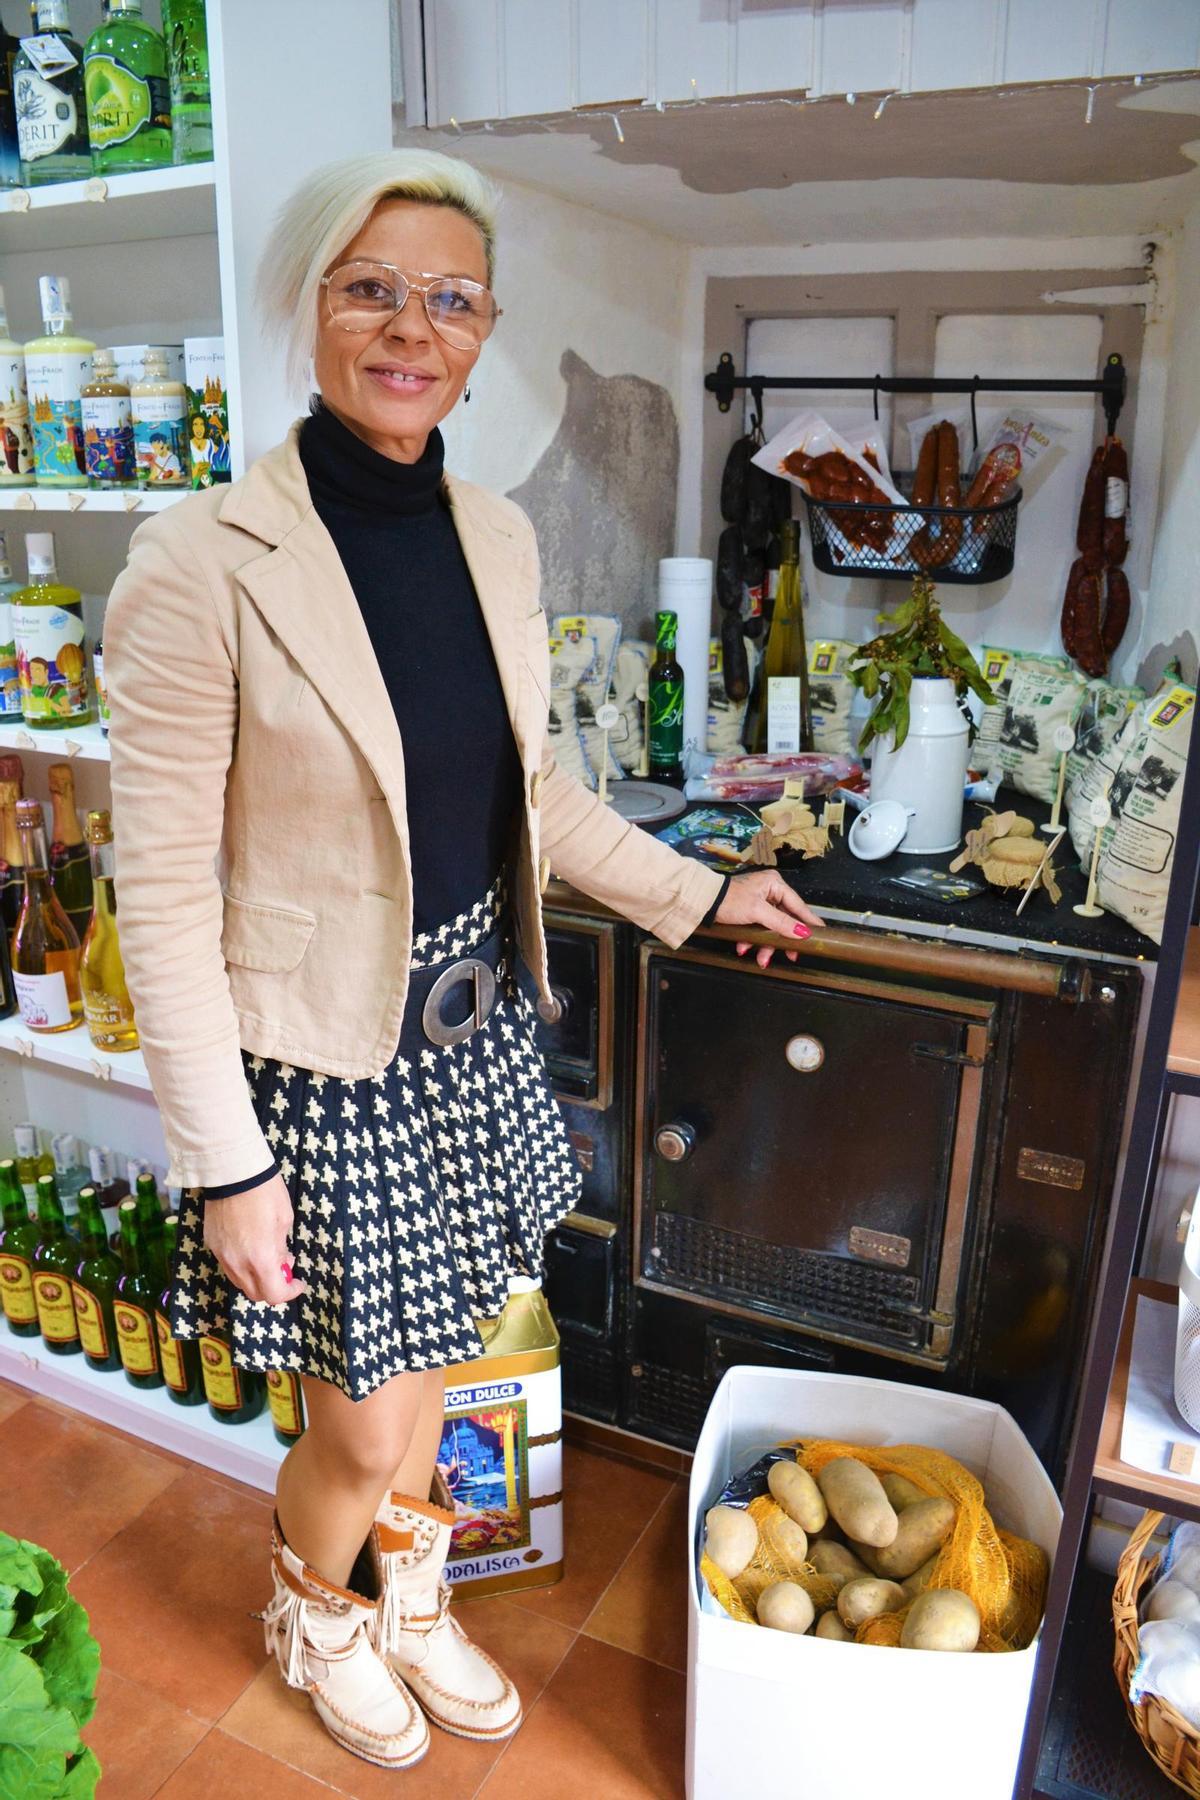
845, 90, 857, 105
874, 90, 897, 120
1085, 85, 1096, 124
611, 113, 625, 143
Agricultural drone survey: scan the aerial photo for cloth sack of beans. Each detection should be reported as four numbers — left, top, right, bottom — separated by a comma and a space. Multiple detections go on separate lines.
547, 630, 595, 787
612, 640, 651, 774
552, 612, 622, 786
1065, 677, 1145, 815
1096, 681, 1195, 945
989, 654, 1086, 803
806, 639, 858, 757
707, 635, 760, 755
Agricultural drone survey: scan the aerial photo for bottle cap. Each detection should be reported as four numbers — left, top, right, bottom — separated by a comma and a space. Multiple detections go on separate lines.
91, 347, 116, 372
13, 1124, 37, 1156
85, 809, 112, 843
142, 348, 169, 374
25, 532, 56, 578
15, 797, 44, 827
0, 754, 22, 789
88, 1145, 112, 1182
37, 275, 71, 327
51, 1133, 77, 1173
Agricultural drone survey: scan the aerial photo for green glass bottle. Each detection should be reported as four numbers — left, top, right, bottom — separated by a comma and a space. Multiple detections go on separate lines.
114, 1195, 162, 1387
266, 1368, 305, 1446
133, 1168, 166, 1291
200, 1325, 265, 1425
161, 0, 209, 165
648, 609, 684, 785
70, 1182, 121, 1371
83, 0, 170, 174
0, 1157, 39, 1336
14, 1, 91, 187
156, 1212, 203, 1405
31, 1171, 80, 1354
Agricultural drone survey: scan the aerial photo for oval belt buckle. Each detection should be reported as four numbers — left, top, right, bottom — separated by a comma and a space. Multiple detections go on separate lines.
421, 956, 498, 1047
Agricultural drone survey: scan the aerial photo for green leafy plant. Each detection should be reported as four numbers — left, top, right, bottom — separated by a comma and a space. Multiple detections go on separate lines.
849, 573, 996, 753
0, 1531, 101, 1799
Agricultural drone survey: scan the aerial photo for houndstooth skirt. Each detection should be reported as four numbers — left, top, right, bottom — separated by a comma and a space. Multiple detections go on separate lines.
167, 875, 581, 1401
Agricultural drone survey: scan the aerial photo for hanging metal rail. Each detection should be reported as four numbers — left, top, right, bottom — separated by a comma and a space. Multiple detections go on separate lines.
704, 350, 1128, 440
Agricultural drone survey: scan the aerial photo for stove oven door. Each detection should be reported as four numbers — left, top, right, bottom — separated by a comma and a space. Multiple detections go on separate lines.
636, 943, 996, 1368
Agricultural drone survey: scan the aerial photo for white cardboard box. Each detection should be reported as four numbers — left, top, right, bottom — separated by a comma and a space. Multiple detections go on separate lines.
686, 1367, 1062, 1800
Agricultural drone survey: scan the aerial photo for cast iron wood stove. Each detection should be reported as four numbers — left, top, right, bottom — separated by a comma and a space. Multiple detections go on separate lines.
537, 895, 1140, 1479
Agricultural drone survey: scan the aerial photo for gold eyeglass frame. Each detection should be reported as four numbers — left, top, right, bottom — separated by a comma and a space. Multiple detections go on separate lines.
319, 259, 502, 347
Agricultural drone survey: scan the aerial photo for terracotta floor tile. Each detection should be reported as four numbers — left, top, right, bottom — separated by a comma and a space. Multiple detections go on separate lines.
504, 1443, 675, 1632
583, 1479, 689, 1672
477, 1635, 686, 1800
0, 1399, 181, 1571
0, 1382, 27, 1423
222, 1594, 574, 1799
70, 1467, 275, 1722
154, 1729, 342, 1798
83, 1666, 209, 1798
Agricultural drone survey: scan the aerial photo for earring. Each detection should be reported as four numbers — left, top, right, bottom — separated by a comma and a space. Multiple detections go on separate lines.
464, 384, 471, 403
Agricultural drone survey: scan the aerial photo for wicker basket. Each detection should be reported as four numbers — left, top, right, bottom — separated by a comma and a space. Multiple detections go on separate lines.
1112, 1507, 1200, 1794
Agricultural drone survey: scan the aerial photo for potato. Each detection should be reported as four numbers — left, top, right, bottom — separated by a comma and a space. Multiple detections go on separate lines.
704, 1504, 758, 1579
768, 1460, 827, 1535
860, 1498, 956, 1580
901, 1587, 981, 1652
757, 1580, 815, 1635
880, 1472, 927, 1512
901, 1554, 940, 1600
817, 1458, 899, 1548
815, 1609, 854, 1642
766, 1512, 808, 1566
837, 1577, 906, 1629
809, 1540, 871, 1590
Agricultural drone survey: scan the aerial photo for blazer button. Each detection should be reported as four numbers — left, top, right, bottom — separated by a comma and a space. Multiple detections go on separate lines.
529, 770, 544, 808
538, 855, 551, 894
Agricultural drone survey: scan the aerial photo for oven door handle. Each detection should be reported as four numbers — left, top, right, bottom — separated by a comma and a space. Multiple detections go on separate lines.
910, 1041, 992, 1069
880, 1296, 956, 1330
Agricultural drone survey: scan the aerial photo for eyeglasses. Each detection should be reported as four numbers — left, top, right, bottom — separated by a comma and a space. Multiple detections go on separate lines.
319, 260, 501, 350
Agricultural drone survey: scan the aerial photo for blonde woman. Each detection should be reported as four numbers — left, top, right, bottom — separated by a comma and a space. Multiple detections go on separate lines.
103, 149, 821, 1771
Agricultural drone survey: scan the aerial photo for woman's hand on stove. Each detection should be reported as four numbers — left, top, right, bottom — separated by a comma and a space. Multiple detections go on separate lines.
715, 870, 826, 968
202, 1172, 309, 1305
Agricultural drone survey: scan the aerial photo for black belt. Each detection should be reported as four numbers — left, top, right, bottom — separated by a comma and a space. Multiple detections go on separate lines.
405, 924, 507, 1048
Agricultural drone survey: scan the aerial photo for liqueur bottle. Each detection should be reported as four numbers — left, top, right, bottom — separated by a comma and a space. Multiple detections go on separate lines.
132, 1167, 166, 1291
0, 535, 27, 713
70, 1181, 121, 1371
161, 0, 209, 165
648, 609, 684, 785
84, 0, 170, 175
0, 24, 21, 188
200, 1325, 265, 1425
12, 794, 82, 1032
31, 1171, 80, 1353
24, 278, 93, 487
80, 348, 136, 489
156, 1212, 204, 1405
114, 1195, 161, 1386
47, 762, 92, 936
13, 533, 91, 727
0, 1157, 39, 1335
88, 1143, 128, 1248
50, 1131, 85, 1228
266, 1368, 305, 1446
131, 347, 187, 487
0, 777, 23, 937
754, 518, 811, 754
92, 638, 109, 734
13, 1122, 51, 1215
80, 808, 137, 1050
0, 296, 35, 490
14, 2, 91, 186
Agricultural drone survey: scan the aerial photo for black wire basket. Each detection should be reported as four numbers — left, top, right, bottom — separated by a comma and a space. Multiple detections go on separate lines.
802, 469, 1021, 585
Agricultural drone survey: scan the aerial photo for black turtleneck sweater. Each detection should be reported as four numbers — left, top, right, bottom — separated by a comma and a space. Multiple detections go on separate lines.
300, 402, 524, 934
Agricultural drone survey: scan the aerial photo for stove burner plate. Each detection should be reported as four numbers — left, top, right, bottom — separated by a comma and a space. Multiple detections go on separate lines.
609, 780, 687, 824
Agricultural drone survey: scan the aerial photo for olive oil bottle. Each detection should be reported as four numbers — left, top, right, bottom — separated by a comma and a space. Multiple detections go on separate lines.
156, 1212, 203, 1405
70, 1182, 121, 1372
0, 1157, 39, 1336
114, 1195, 162, 1387
32, 1171, 80, 1354
80, 808, 137, 1051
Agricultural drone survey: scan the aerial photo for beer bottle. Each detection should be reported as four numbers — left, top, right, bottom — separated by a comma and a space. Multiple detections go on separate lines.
648, 609, 684, 785
31, 1172, 80, 1353
133, 1169, 167, 1292
70, 1183, 121, 1372
114, 1197, 162, 1388
200, 1324, 265, 1425
156, 1212, 203, 1406
266, 1368, 305, 1446
0, 1157, 38, 1336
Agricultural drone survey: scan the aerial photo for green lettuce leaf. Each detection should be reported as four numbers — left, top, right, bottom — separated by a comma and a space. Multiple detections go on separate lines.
37, 1600, 99, 1733
59, 1745, 101, 1798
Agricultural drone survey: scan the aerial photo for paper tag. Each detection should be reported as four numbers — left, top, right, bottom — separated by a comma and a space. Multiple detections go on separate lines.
1105, 476, 1128, 520
1170, 1441, 1196, 1476
595, 701, 619, 731
1148, 686, 1196, 732
1052, 723, 1076, 753
767, 678, 801, 755
21, 34, 78, 78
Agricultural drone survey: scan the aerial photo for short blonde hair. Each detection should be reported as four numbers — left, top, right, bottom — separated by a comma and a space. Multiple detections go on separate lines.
258, 148, 502, 395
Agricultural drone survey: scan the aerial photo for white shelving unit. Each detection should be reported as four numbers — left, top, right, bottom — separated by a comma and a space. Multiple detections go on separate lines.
0, 0, 396, 1469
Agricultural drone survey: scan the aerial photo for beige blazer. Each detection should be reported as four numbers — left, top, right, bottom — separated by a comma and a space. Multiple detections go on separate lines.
103, 423, 722, 1190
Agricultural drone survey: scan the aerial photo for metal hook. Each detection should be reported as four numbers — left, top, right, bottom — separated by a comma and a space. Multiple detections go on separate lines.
749, 378, 765, 438
969, 378, 981, 457
872, 374, 881, 423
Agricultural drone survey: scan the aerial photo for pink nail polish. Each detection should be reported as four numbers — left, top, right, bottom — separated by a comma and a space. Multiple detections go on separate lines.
793, 923, 810, 938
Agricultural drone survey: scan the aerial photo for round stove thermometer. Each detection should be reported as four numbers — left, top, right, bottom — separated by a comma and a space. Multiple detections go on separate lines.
785, 1033, 825, 1073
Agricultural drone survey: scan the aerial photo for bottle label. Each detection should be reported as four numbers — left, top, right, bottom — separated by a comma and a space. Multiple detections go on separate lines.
0, 602, 19, 718
14, 969, 73, 1030
81, 394, 136, 485
25, 353, 91, 483
72, 1281, 110, 1358
93, 647, 109, 723
22, 35, 78, 80
84, 56, 170, 149
13, 597, 89, 722
1105, 476, 1128, 520
0, 1250, 37, 1324
115, 1299, 157, 1374
184, 345, 229, 488
133, 395, 188, 485
157, 1310, 187, 1392
15, 64, 79, 163
200, 1335, 242, 1410
0, 354, 35, 486
266, 1368, 302, 1435
649, 677, 683, 767
33, 1270, 78, 1342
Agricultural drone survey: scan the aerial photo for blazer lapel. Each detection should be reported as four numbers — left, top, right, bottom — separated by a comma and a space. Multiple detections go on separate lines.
443, 472, 527, 756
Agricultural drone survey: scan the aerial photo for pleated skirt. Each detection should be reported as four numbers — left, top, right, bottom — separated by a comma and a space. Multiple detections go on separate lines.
167, 875, 581, 1400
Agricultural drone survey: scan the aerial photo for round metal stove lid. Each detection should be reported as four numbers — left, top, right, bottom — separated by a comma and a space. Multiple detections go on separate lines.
608, 780, 687, 825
